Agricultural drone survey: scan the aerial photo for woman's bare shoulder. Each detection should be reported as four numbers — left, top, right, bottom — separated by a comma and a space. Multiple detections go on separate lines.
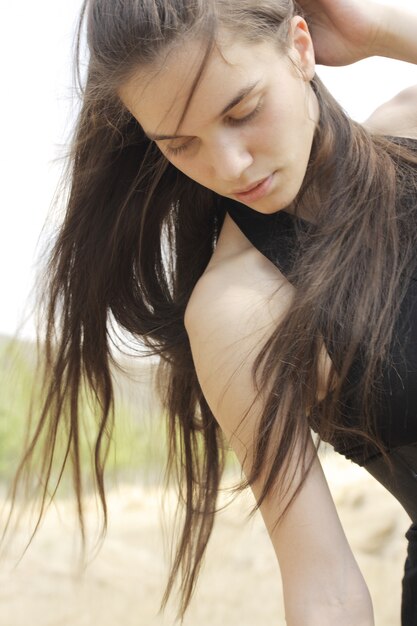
184, 212, 294, 430
184, 212, 292, 346
184, 212, 332, 415
364, 84, 417, 139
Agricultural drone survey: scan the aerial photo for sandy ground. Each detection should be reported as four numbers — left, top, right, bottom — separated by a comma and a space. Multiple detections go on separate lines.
0, 450, 411, 626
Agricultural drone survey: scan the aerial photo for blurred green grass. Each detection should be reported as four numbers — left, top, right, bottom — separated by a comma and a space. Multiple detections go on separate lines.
0, 335, 168, 489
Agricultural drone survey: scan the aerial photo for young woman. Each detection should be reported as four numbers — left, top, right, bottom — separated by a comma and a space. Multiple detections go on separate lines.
10, 0, 417, 624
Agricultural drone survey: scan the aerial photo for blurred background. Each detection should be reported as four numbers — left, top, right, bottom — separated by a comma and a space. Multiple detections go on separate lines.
0, 1, 416, 625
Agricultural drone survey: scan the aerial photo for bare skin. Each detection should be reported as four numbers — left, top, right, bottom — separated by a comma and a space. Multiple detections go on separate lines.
184, 3, 417, 626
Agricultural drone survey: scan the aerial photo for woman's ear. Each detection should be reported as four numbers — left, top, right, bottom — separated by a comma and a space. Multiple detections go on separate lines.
288, 16, 316, 81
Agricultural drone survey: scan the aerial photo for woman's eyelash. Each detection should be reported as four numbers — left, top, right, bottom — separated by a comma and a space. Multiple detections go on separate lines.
166, 141, 192, 156
165, 100, 263, 156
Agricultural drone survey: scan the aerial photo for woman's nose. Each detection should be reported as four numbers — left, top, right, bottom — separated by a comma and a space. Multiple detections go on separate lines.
207, 136, 253, 182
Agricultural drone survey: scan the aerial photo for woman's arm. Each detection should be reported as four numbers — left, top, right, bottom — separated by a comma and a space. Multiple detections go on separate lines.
298, 0, 417, 66
373, 2, 417, 64
185, 227, 374, 626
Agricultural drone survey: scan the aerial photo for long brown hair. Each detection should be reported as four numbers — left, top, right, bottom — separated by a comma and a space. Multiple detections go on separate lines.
6, 0, 417, 619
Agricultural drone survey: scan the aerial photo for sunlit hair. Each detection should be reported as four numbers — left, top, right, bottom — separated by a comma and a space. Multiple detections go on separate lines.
6, 0, 417, 619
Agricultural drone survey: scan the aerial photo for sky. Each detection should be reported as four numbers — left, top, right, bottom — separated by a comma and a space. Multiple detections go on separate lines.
1, 0, 416, 339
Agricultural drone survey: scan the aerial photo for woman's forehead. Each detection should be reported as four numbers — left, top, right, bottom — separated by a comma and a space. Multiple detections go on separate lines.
119, 36, 278, 136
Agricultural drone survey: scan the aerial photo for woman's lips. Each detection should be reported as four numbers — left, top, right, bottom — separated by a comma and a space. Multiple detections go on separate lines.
233, 173, 275, 203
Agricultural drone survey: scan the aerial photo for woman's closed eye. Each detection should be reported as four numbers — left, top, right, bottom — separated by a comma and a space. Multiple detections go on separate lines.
165, 99, 263, 157
225, 99, 263, 127
165, 138, 196, 156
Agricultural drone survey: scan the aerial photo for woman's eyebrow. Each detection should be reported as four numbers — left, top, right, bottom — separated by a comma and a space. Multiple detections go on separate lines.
219, 80, 260, 116
145, 80, 260, 141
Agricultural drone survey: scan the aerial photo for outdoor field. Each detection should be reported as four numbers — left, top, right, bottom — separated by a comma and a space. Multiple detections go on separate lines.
0, 336, 410, 626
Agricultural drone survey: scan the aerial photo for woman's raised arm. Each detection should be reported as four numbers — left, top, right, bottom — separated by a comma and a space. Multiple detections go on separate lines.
184, 224, 374, 626
298, 0, 417, 66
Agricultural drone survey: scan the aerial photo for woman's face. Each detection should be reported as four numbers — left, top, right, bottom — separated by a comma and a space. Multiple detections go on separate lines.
119, 17, 319, 215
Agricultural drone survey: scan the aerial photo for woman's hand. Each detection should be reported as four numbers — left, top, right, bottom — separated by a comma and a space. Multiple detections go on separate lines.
297, 0, 385, 66
298, 0, 417, 66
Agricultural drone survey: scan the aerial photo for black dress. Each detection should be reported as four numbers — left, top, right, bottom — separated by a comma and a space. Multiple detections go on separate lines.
223, 153, 417, 624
